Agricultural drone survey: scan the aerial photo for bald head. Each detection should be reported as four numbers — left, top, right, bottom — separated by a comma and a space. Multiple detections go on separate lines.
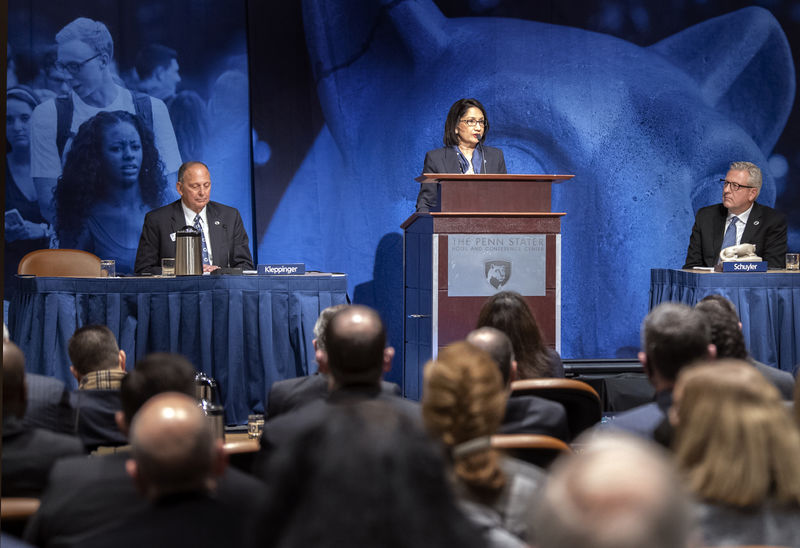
128, 392, 222, 500
533, 433, 692, 548
467, 327, 515, 386
324, 305, 390, 386
3, 341, 27, 417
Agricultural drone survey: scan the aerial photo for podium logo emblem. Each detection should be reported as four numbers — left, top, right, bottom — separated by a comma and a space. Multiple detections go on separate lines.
485, 260, 511, 289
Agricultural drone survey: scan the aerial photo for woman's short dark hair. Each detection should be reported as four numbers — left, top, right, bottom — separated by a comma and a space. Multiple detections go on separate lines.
55, 110, 166, 247
476, 291, 550, 379
443, 98, 489, 147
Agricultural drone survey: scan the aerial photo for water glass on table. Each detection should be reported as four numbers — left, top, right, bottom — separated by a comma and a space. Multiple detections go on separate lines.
100, 260, 115, 278
248, 414, 265, 439
787, 253, 799, 271
161, 257, 176, 277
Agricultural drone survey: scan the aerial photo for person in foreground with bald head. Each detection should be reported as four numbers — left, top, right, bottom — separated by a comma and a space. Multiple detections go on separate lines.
467, 327, 569, 441
25, 353, 264, 548
76, 392, 248, 548
531, 432, 695, 548
256, 305, 420, 474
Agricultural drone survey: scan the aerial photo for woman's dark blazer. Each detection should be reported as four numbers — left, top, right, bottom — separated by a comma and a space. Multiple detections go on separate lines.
415, 145, 506, 211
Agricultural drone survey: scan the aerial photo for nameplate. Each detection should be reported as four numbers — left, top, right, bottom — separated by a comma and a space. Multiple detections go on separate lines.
258, 263, 306, 275
720, 261, 767, 272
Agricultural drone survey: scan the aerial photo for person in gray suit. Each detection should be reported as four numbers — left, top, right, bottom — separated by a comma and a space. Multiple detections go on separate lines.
604, 303, 716, 440
133, 161, 253, 273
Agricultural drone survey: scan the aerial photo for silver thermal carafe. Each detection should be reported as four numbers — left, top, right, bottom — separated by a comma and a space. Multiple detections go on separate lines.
175, 225, 203, 276
195, 372, 225, 440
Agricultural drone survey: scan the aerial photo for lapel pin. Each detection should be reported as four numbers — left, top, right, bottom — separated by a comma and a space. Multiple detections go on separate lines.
214, 220, 220, 225
753, 220, 760, 226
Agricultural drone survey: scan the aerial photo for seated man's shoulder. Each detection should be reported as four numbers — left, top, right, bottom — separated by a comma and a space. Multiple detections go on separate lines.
602, 402, 663, 438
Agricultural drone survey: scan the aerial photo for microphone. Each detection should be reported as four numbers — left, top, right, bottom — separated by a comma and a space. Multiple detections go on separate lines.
480, 142, 487, 174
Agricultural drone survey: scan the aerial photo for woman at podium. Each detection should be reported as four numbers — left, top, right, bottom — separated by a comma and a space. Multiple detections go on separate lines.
416, 98, 506, 212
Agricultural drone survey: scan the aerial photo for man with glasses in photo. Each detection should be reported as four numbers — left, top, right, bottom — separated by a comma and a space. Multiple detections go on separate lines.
29, 17, 182, 223
683, 161, 787, 269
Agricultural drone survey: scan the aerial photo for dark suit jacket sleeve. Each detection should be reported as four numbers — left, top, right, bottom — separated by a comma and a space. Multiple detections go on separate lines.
134, 210, 163, 274
759, 209, 787, 268
682, 214, 705, 268
494, 148, 507, 174
416, 150, 441, 212
228, 208, 254, 269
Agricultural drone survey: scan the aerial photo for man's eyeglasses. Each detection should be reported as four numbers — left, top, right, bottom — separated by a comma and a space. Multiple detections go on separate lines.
460, 119, 486, 128
720, 179, 755, 192
56, 53, 101, 75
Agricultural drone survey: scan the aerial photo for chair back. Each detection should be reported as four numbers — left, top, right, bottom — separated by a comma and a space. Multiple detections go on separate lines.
491, 434, 571, 468
510, 378, 602, 438
17, 249, 102, 277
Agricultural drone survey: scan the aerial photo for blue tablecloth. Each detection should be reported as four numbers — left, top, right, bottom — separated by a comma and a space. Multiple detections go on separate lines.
8, 274, 348, 424
649, 269, 800, 373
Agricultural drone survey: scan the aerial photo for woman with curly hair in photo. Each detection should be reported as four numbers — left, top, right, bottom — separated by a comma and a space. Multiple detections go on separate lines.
54, 110, 167, 273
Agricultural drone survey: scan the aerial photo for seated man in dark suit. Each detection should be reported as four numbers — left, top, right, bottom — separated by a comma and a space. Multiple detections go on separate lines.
5, 322, 75, 434
76, 393, 248, 548
467, 327, 569, 441
24, 353, 264, 548
68, 324, 128, 450
683, 161, 787, 269
267, 304, 399, 418
2, 341, 84, 497
134, 161, 254, 274
603, 303, 715, 439
257, 305, 419, 472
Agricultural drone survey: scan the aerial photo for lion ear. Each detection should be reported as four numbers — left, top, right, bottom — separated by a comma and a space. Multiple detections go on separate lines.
303, 0, 447, 152
649, 6, 795, 154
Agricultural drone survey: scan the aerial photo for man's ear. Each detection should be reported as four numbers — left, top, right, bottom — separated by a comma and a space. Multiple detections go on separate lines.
316, 348, 329, 374
118, 349, 127, 371
510, 360, 518, 383
382, 346, 395, 373
211, 439, 227, 478
70, 365, 81, 383
638, 351, 651, 377
115, 410, 129, 437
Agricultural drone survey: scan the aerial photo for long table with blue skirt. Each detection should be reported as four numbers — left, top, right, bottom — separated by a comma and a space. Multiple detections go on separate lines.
8, 273, 349, 424
649, 268, 800, 373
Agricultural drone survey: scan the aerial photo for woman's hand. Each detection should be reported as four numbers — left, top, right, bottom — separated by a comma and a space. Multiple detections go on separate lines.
5, 209, 49, 242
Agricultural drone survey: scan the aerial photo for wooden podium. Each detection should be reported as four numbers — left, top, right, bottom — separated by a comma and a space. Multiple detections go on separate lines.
402, 173, 572, 399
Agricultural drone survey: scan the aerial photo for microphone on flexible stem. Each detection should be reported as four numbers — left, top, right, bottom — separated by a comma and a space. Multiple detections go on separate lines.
480, 141, 487, 174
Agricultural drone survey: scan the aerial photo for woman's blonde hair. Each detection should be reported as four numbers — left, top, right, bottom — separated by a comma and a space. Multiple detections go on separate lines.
673, 360, 800, 507
421, 341, 507, 498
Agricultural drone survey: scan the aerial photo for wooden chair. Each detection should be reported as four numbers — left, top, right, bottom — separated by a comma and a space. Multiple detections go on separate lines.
510, 378, 602, 438
1, 497, 41, 521
17, 249, 102, 277
224, 436, 260, 473
491, 434, 572, 468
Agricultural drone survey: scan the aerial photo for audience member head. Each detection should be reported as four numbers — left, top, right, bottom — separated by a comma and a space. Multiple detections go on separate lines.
466, 326, 516, 386
164, 90, 208, 161
68, 324, 125, 381
254, 400, 483, 548
639, 302, 714, 390
476, 290, 551, 379
694, 295, 747, 360
532, 431, 693, 548
135, 44, 180, 100
323, 305, 393, 387
671, 360, 800, 508
54, 18, 114, 103
312, 303, 349, 373
127, 392, 224, 500
422, 341, 507, 500
119, 353, 196, 431
3, 341, 28, 419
